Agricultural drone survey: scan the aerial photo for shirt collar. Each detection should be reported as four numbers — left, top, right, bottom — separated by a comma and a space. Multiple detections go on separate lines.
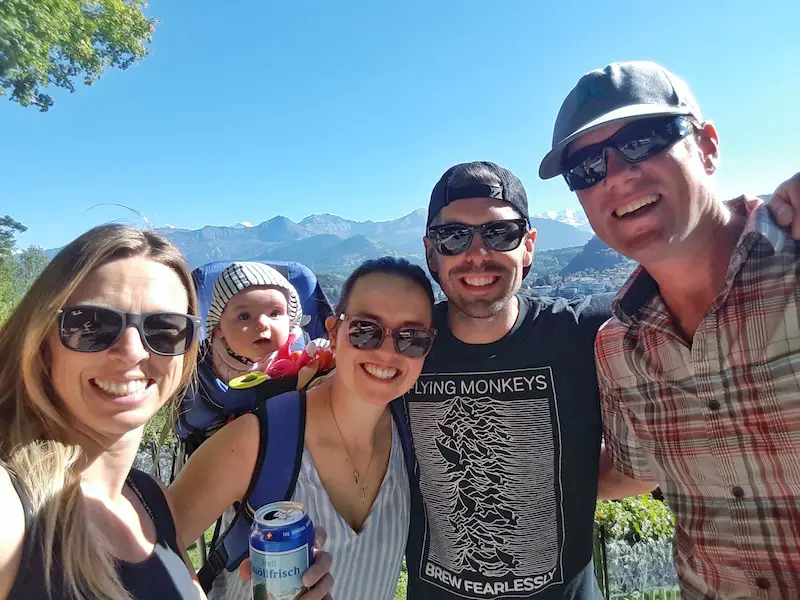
611, 196, 788, 323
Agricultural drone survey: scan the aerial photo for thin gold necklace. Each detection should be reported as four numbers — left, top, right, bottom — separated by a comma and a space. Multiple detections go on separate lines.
329, 398, 374, 504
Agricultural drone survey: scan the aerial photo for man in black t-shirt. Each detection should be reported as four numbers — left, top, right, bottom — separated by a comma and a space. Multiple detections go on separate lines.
402, 161, 623, 599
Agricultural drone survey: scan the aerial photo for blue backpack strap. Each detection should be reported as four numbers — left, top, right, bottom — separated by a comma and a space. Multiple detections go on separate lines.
175, 354, 300, 452
390, 398, 418, 481
197, 390, 306, 592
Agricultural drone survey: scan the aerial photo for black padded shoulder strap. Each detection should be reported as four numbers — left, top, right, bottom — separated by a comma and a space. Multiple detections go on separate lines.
6, 470, 32, 528
127, 469, 181, 556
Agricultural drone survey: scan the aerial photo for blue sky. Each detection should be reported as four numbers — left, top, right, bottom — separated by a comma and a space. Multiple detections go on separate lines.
3, 0, 798, 249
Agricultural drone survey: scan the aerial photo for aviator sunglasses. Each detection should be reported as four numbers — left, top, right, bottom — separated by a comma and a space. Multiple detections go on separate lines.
58, 305, 201, 356
427, 218, 528, 256
563, 115, 696, 191
339, 314, 436, 358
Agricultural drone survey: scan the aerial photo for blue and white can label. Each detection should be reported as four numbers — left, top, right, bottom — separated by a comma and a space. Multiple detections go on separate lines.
250, 501, 314, 600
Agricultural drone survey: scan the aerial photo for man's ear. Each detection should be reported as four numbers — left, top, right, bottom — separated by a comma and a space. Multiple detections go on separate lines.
522, 228, 537, 268
213, 325, 224, 340
423, 236, 439, 276
694, 121, 719, 175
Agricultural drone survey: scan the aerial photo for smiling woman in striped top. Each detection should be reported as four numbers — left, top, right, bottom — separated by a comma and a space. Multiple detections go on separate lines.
170, 257, 436, 599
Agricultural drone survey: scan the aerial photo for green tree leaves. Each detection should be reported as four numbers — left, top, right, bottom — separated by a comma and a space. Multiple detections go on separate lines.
0, 257, 18, 323
0, 215, 26, 256
0, 0, 156, 110
595, 495, 676, 545
16, 245, 49, 293
0, 216, 49, 323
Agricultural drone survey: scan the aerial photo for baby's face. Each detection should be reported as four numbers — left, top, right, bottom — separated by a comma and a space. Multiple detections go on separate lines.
216, 286, 291, 361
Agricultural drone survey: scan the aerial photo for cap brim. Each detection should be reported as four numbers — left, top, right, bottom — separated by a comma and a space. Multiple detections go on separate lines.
538, 104, 693, 180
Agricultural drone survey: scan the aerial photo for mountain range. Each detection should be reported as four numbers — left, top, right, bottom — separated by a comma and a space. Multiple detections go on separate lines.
48, 194, 776, 283
152, 208, 594, 273
43, 195, 778, 301
559, 235, 635, 276
531, 209, 593, 232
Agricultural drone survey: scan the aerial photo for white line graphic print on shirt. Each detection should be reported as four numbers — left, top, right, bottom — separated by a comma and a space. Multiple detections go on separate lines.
407, 367, 565, 598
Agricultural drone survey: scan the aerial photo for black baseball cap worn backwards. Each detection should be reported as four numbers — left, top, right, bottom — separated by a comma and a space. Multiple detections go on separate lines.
426, 161, 532, 282
427, 161, 530, 228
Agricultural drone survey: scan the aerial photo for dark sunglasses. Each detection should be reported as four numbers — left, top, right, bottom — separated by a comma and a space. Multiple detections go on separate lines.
563, 115, 696, 191
339, 314, 436, 359
58, 305, 201, 356
427, 218, 528, 256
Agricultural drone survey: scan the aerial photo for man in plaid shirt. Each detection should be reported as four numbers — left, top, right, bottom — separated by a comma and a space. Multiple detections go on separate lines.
538, 61, 800, 599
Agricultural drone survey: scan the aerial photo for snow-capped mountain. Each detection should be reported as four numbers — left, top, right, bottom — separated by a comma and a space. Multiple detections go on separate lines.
155, 224, 187, 235
532, 209, 593, 232
233, 222, 254, 228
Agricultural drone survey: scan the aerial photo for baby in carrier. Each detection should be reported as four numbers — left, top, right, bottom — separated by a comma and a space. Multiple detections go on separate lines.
178, 262, 331, 450
205, 261, 304, 385
183, 262, 329, 598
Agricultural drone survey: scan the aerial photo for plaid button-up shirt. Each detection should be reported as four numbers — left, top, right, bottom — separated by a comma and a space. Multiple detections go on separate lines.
596, 197, 800, 600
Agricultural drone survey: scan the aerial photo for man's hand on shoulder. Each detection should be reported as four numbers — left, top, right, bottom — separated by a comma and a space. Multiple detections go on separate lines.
766, 172, 800, 240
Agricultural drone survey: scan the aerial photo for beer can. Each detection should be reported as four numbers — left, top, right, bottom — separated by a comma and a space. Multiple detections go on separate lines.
249, 501, 315, 600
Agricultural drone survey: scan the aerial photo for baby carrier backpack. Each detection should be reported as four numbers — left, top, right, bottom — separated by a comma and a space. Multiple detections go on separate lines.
169, 260, 334, 591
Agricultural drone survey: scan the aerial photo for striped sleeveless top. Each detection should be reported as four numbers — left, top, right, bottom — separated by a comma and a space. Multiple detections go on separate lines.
294, 419, 410, 599
207, 418, 411, 600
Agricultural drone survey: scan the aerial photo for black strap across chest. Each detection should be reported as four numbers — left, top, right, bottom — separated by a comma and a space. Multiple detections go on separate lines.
7, 468, 188, 600
126, 468, 182, 556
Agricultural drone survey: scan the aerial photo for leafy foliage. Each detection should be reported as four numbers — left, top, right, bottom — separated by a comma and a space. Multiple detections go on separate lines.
595, 494, 676, 545
0, 0, 156, 110
141, 403, 175, 447
604, 539, 679, 598
0, 256, 19, 323
138, 403, 177, 481
15, 245, 49, 293
0, 215, 26, 256
0, 217, 49, 323
395, 561, 408, 600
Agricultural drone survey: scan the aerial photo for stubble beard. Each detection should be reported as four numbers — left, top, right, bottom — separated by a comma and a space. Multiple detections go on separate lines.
451, 294, 514, 319
444, 272, 518, 320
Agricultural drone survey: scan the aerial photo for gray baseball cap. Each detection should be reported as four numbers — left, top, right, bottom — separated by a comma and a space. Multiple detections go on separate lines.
539, 61, 703, 180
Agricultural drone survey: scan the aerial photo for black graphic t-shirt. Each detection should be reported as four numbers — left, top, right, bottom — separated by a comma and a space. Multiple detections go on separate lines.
403, 294, 612, 599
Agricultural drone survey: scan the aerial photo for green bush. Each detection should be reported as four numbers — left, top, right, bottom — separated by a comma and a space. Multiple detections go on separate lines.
395, 561, 407, 600
595, 494, 675, 545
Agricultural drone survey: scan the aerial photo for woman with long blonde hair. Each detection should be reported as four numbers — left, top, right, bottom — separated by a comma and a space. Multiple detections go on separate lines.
0, 224, 206, 600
